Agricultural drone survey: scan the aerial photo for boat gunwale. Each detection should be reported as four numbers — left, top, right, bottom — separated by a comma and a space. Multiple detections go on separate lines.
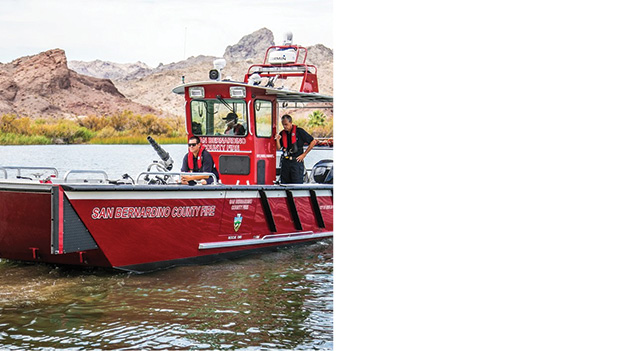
0, 181, 332, 192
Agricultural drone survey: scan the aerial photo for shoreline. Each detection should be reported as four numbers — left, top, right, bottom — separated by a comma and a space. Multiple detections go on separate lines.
0, 135, 187, 146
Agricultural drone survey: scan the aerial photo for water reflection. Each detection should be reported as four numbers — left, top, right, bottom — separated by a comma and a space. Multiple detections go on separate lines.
0, 240, 333, 350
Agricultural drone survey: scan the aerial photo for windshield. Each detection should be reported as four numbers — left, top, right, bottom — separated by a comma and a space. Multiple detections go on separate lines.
190, 99, 248, 137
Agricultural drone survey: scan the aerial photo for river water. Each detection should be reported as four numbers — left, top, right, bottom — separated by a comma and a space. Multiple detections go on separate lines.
0, 145, 333, 350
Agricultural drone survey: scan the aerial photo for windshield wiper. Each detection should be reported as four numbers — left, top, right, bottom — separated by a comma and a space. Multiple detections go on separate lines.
216, 95, 234, 112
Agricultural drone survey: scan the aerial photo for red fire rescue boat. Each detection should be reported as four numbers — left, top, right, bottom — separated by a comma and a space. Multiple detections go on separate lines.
0, 34, 333, 273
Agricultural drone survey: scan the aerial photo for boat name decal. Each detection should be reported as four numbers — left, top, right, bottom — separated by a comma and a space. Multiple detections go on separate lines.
202, 137, 247, 145
204, 144, 243, 152
200, 137, 247, 152
229, 198, 253, 210
90, 205, 216, 220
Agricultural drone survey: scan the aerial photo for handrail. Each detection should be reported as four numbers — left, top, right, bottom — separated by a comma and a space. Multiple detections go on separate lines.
137, 171, 219, 185
0, 166, 59, 179
63, 170, 109, 183
146, 162, 170, 173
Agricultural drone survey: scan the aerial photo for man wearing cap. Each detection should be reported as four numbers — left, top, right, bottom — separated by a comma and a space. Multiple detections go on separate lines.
275, 114, 318, 184
223, 112, 246, 135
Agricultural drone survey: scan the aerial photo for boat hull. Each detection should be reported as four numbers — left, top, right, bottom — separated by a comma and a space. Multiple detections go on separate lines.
0, 183, 333, 273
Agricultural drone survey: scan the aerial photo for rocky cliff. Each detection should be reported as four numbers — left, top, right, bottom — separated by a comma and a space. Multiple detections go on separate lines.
0, 49, 157, 118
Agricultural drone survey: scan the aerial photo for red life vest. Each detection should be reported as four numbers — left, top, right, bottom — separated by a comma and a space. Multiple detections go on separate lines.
280, 125, 297, 149
187, 144, 206, 171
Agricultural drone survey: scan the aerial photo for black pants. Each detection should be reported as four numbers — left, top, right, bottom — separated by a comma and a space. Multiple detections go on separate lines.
280, 158, 305, 184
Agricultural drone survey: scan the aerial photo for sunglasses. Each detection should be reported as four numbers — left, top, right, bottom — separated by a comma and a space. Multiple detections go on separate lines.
188, 143, 198, 147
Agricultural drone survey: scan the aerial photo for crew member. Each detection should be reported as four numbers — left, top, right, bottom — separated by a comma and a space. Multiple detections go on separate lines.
275, 114, 318, 184
180, 136, 219, 185
223, 112, 246, 135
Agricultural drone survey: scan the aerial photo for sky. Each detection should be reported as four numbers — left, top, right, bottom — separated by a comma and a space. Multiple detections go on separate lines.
0, 0, 332, 67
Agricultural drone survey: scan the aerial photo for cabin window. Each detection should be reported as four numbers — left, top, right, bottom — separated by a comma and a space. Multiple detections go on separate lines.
254, 100, 273, 138
190, 99, 248, 137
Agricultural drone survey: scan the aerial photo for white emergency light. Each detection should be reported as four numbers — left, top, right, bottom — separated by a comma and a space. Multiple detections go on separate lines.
189, 87, 204, 97
230, 86, 246, 98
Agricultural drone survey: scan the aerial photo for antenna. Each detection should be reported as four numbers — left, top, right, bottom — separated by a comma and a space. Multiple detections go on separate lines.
183, 27, 188, 60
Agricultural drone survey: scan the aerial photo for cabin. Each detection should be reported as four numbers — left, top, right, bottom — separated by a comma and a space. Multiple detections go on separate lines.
172, 42, 332, 186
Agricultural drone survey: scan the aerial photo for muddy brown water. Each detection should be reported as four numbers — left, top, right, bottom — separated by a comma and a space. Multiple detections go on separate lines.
0, 240, 333, 350
0, 145, 334, 350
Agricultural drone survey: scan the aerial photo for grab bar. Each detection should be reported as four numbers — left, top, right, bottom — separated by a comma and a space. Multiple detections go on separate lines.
63, 170, 109, 183
136, 171, 218, 185
0, 166, 59, 179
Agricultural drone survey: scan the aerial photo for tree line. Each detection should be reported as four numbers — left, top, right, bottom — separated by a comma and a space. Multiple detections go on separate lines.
0, 110, 332, 145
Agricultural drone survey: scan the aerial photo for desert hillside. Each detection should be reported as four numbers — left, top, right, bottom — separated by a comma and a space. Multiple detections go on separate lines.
0, 49, 157, 118
76, 28, 333, 117
0, 28, 333, 119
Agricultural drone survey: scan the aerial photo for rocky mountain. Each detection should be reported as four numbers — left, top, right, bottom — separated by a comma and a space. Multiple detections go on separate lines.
223, 27, 275, 61
0, 49, 157, 118
111, 28, 333, 117
68, 60, 152, 81
0, 28, 333, 119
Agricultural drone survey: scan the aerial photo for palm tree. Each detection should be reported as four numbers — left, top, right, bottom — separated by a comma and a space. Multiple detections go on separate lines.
308, 110, 326, 127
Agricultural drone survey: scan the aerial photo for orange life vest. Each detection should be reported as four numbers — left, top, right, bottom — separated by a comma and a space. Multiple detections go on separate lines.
187, 144, 206, 171
280, 125, 297, 151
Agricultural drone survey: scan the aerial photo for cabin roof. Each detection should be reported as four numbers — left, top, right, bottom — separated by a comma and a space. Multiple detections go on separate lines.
172, 81, 333, 103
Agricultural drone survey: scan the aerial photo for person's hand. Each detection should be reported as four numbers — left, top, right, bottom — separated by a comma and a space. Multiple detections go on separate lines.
296, 154, 305, 162
275, 133, 281, 141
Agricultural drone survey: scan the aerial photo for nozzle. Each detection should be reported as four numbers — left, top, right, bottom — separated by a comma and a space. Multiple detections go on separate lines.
147, 136, 170, 162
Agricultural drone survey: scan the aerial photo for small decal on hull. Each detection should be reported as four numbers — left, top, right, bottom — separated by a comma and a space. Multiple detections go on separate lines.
234, 213, 243, 232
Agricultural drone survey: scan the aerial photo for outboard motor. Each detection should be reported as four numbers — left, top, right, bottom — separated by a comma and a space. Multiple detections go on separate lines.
311, 159, 333, 184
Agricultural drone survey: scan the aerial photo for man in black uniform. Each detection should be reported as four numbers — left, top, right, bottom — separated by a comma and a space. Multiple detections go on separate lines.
180, 136, 220, 185
275, 114, 318, 184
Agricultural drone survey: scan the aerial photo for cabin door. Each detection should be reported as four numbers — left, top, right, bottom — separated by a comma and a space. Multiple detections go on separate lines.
251, 98, 277, 184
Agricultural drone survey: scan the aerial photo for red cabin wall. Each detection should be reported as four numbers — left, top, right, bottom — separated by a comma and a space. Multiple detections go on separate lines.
185, 85, 278, 185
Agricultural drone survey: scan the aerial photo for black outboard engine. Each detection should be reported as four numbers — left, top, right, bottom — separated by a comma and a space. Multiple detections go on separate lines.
311, 159, 333, 184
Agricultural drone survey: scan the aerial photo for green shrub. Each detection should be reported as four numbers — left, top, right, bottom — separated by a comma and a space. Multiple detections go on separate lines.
0, 132, 50, 145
